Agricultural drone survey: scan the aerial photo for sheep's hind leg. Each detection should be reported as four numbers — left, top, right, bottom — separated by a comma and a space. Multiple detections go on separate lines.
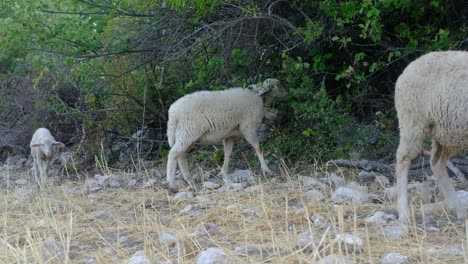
221, 138, 234, 179
395, 124, 425, 223
167, 143, 187, 191
178, 152, 194, 188
430, 143, 466, 219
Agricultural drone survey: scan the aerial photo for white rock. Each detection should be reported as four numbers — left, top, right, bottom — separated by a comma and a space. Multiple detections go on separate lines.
330, 173, 346, 188
358, 171, 371, 178
15, 188, 32, 200
421, 202, 444, 214
40, 237, 64, 262
193, 222, 219, 237
227, 170, 253, 183
203, 181, 221, 189
174, 191, 194, 200
304, 189, 325, 202
15, 179, 28, 185
144, 179, 157, 187
179, 204, 207, 214
196, 247, 229, 264
90, 210, 117, 219
243, 206, 261, 217
382, 225, 408, 239
159, 233, 177, 247
331, 187, 369, 204
109, 175, 123, 188
226, 204, 242, 211
298, 176, 326, 189
311, 213, 324, 225
295, 208, 305, 215
234, 245, 268, 256
347, 181, 368, 192
335, 233, 363, 252
374, 175, 390, 186
94, 174, 111, 187
426, 226, 440, 233
297, 231, 319, 249
127, 179, 138, 188
381, 252, 408, 264
84, 178, 99, 191
366, 211, 395, 225
127, 250, 151, 264
317, 254, 353, 264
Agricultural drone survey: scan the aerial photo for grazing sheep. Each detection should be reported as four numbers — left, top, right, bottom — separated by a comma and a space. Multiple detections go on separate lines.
394, 51, 468, 222
30, 128, 65, 185
166, 78, 287, 191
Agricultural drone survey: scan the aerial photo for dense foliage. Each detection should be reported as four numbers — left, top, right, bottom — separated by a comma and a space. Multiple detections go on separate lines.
0, 0, 466, 165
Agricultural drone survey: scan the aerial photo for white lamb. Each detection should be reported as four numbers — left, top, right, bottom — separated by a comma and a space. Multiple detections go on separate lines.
166, 78, 287, 191
30, 128, 65, 185
394, 51, 468, 222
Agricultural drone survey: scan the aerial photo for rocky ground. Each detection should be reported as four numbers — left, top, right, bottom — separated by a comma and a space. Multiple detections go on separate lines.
0, 154, 467, 263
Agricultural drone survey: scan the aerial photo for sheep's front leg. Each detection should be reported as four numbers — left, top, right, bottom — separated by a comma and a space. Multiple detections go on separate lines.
243, 129, 271, 175
221, 138, 234, 178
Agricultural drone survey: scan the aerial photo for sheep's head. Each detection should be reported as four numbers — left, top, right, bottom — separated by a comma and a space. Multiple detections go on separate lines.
31, 139, 65, 159
257, 78, 288, 98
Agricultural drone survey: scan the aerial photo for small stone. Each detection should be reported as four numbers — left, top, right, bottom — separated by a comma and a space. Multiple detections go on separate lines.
298, 176, 326, 190
109, 175, 123, 188
15, 179, 28, 185
15, 188, 33, 200
357, 171, 371, 179
127, 179, 138, 188
317, 254, 352, 264
303, 189, 325, 202
243, 206, 261, 217
382, 225, 408, 239
196, 247, 229, 264
366, 211, 395, 225
381, 252, 408, 264
422, 202, 444, 214
90, 210, 117, 219
347, 181, 368, 192
159, 233, 177, 247
335, 233, 363, 252
145, 179, 157, 187
127, 250, 151, 264
193, 222, 219, 237
179, 204, 207, 214
203, 181, 221, 189
374, 175, 390, 186
297, 231, 319, 249
40, 237, 64, 262
94, 174, 111, 187
234, 245, 269, 257
311, 213, 324, 225
227, 170, 253, 183
174, 191, 194, 200
330, 173, 346, 188
426, 226, 440, 233
331, 187, 369, 204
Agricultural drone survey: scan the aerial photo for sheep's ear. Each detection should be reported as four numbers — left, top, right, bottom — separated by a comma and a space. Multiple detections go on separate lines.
31, 143, 43, 147
53, 142, 65, 148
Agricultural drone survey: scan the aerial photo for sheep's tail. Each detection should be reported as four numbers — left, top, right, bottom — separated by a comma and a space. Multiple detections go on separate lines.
167, 114, 178, 148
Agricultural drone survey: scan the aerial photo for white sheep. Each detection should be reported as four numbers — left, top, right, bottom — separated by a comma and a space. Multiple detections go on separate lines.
394, 51, 468, 222
30, 128, 65, 186
166, 78, 287, 191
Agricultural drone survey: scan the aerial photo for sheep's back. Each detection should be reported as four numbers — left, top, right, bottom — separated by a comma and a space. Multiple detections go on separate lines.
395, 51, 468, 148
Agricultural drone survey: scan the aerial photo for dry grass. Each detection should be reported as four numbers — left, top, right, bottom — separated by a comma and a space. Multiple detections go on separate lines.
0, 161, 467, 263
